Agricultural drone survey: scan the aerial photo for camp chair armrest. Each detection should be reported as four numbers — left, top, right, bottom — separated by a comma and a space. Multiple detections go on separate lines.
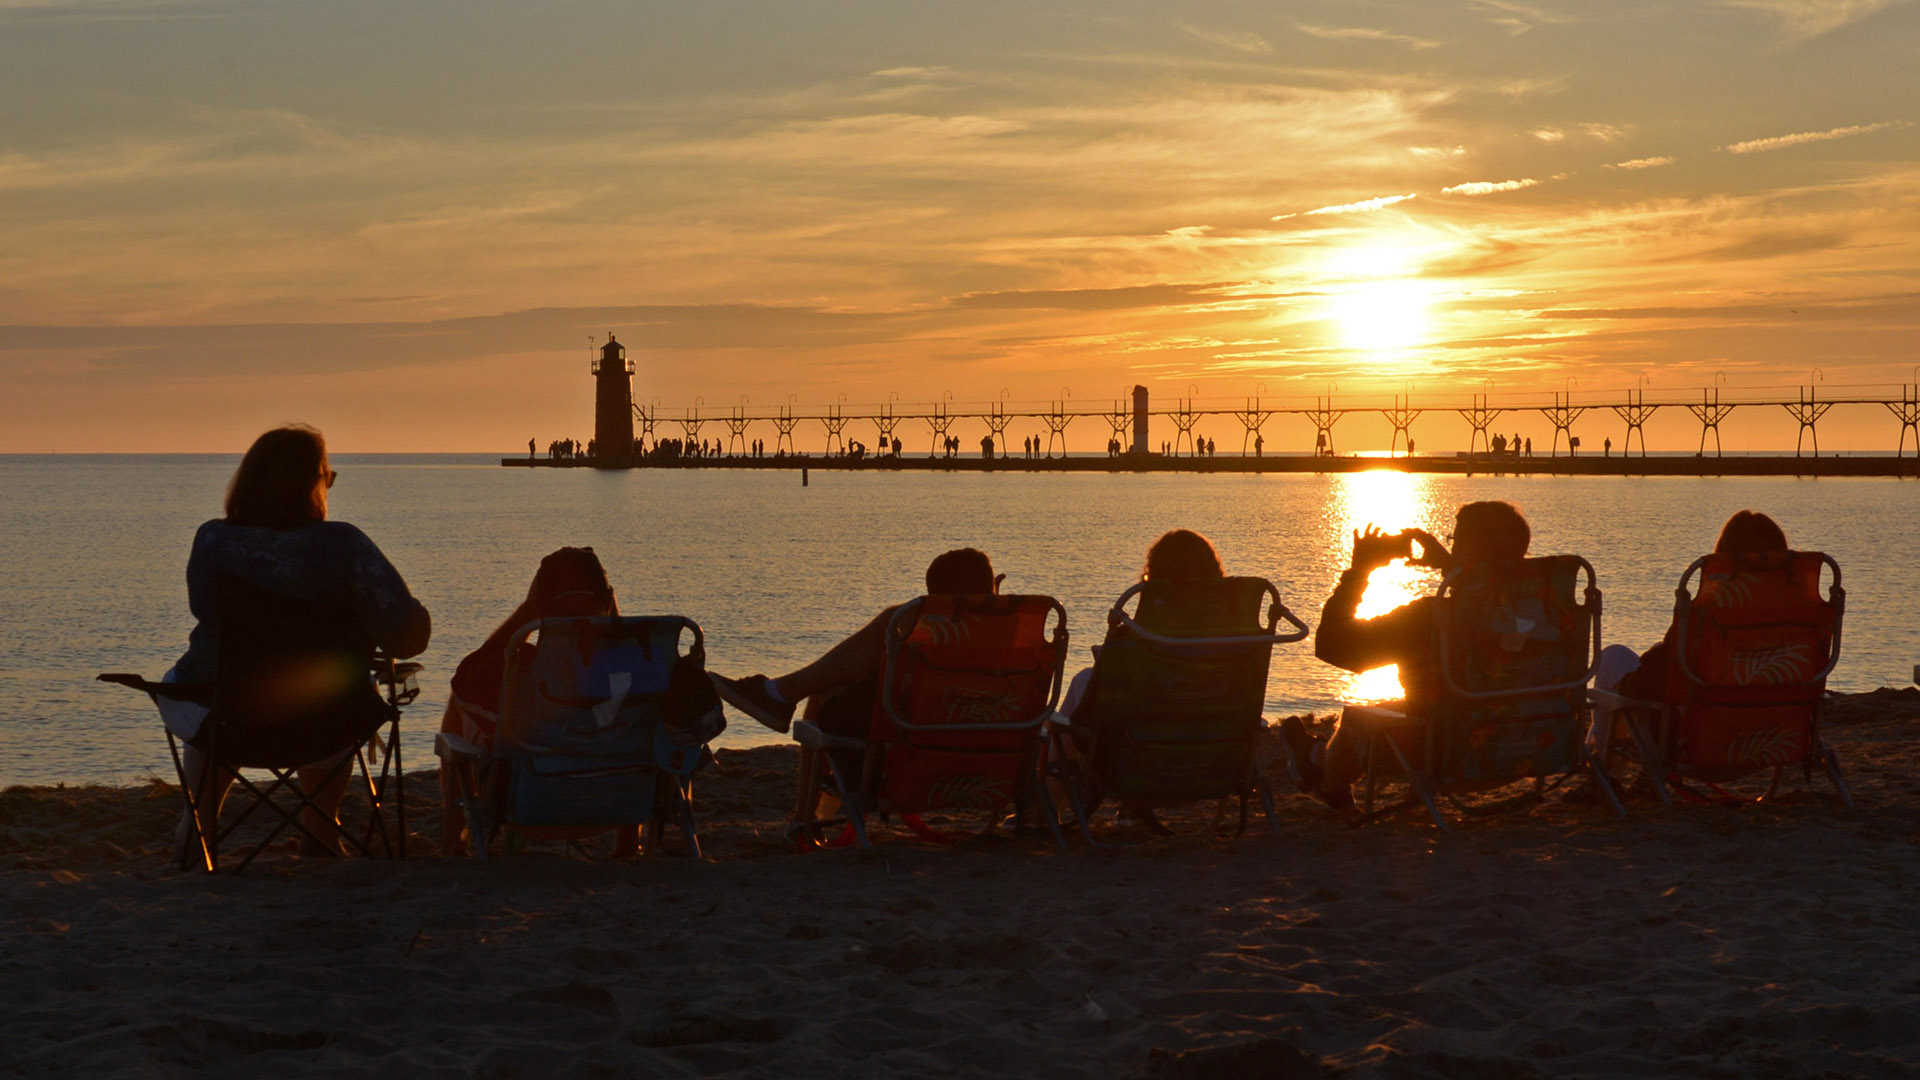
1588, 688, 1659, 710
793, 719, 868, 751
433, 731, 485, 762
1341, 704, 1415, 733
96, 672, 214, 704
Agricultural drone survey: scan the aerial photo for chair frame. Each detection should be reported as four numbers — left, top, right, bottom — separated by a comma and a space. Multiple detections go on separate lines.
436, 615, 712, 860
1590, 552, 1851, 808
1351, 556, 1625, 831
1045, 579, 1308, 846
791, 595, 1070, 852
99, 658, 417, 873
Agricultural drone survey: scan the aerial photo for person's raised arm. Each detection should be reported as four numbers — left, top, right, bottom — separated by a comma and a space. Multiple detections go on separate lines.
1314, 525, 1423, 674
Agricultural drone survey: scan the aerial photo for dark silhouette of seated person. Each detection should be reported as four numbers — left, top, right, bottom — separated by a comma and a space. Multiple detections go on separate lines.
437, 546, 618, 854
163, 425, 430, 856
710, 549, 1001, 738
1284, 501, 1531, 809
1589, 510, 1792, 743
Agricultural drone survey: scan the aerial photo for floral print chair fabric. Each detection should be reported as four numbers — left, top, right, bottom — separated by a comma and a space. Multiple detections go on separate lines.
1634, 550, 1849, 803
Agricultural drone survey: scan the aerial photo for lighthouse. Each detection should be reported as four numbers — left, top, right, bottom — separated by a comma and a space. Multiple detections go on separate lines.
592, 333, 635, 459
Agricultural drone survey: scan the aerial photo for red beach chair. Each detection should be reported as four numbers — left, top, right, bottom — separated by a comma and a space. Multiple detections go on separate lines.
1592, 551, 1849, 806
1342, 556, 1624, 830
791, 594, 1070, 851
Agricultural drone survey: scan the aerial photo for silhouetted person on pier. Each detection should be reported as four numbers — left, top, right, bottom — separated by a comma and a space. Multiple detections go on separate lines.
1604, 437, 1612, 458
1492, 433, 1507, 457
892, 437, 902, 456
528, 438, 536, 459
709, 548, 1002, 737
1255, 434, 1264, 457
1525, 437, 1532, 458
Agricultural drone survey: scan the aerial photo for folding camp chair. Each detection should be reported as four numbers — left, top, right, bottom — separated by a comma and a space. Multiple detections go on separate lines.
1044, 577, 1308, 844
790, 594, 1069, 852
1341, 555, 1625, 831
435, 615, 721, 859
1590, 550, 1849, 807
98, 574, 419, 873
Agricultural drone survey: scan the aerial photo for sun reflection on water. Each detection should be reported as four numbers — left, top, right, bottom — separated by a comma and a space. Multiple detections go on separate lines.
1331, 470, 1448, 704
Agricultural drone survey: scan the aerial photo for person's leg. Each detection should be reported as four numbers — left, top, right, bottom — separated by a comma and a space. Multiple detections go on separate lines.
173, 744, 235, 864
1588, 644, 1642, 755
772, 606, 897, 702
296, 751, 354, 854
439, 764, 467, 855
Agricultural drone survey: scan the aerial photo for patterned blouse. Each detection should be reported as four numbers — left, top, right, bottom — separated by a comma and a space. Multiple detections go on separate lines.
173, 518, 429, 682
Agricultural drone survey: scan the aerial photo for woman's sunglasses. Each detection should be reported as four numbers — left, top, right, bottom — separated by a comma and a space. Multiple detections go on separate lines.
322, 470, 338, 489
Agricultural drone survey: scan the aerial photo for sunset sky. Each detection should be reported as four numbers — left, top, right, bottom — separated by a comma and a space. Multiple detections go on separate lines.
3, 0, 1917, 451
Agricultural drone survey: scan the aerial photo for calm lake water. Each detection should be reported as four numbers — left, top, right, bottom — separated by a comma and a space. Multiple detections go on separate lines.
3, 453, 1915, 786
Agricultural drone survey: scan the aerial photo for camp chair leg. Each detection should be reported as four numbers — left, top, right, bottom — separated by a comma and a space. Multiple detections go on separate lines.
167, 730, 218, 874
1381, 732, 1448, 832
1029, 772, 1069, 851
1589, 759, 1627, 819
821, 757, 873, 853
677, 779, 703, 859
1256, 777, 1281, 837
1625, 714, 1675, 808
1819, 742, 1855, 808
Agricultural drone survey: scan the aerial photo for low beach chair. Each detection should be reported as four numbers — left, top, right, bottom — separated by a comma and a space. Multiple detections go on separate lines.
790, 594, 1069, 852
98, 574, 419, 873
1341, 556, 1624, 830
1045, 577, 1308, 843
1591, 550, 1850, 806
435, 614, 721, 858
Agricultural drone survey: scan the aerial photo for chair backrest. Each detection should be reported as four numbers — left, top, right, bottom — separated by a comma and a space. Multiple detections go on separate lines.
206, 573, 388, 768
1663, 550, 1842, 770
496, 615, 703, 761
870, 594, 1067, 815
494, 615, 709, 827
1089, 576, 1304, 800
1423, 555, 1599, 783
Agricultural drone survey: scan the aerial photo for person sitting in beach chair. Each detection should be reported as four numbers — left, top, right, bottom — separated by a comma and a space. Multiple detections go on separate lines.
436, 547, 725, 857
709, 548, 1006, 737
711, 549, 1070, 849
1046, 530, 1307, 840
1590, 511, 1850, 805
1282, 501, 1622, 826
435, 547, 617, 853
99, 425, 430, 870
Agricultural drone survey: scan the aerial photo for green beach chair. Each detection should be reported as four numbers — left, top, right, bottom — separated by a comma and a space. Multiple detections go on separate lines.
1046, 576, 1308, 843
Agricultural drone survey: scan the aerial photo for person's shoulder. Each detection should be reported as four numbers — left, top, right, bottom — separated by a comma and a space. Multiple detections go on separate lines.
309, 519, 383, 551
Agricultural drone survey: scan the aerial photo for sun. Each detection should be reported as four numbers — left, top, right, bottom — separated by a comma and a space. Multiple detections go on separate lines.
1318, 243, 1436, 359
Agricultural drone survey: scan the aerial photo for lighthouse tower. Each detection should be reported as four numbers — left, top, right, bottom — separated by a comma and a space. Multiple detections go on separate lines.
592, 333, 635, 459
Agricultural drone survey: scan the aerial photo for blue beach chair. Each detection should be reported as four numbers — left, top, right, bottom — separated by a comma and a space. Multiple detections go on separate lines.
435, 615, 722, 858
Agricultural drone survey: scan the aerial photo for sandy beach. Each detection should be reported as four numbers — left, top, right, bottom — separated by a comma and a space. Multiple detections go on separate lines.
5, 689, 1918, 1079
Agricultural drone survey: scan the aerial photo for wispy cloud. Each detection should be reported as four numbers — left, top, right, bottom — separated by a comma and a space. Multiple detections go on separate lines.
1442, 178, 1540, 195
1273, 193, 1419, 220
1177, 22, 1273, 54
1719, 0, 1914, 41
1296, 23, 1440, 49
1723, 120, 1906, 153
1532, 129, 1565, 141
1612, 156, 1674, 169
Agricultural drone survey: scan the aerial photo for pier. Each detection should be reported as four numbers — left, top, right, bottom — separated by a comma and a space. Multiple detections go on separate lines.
519, 359, 1920, 477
